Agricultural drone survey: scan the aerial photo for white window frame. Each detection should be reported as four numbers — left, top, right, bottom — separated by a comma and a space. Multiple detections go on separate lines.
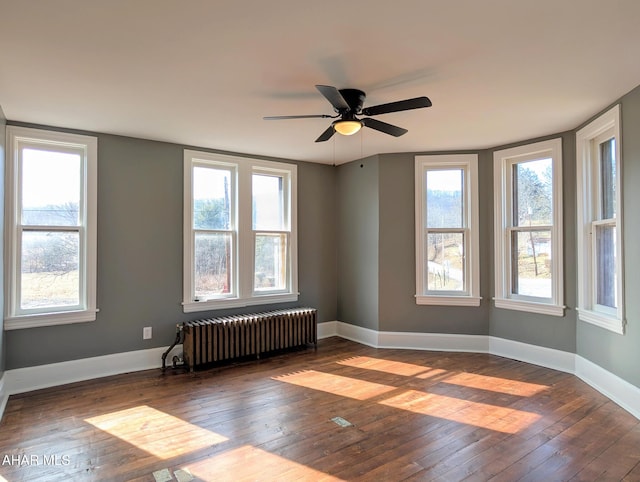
576, 105, 625, 334
493, 138, 564, 316
4, 126, 98, 329
183, 150, 298, 312
415, 154, 480, 306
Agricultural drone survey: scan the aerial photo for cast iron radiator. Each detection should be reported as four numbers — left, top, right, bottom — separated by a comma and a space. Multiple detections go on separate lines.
182, 307, 317, 371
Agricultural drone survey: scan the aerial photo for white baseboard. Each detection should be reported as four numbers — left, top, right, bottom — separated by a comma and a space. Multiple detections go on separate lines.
4, 344, 182, 396
575, 355, 640, 420
317, 320, 337, 339
336, 322, 379, 347
1, 322, 638, 423
489, 336, 576, 374
379, 330, 489, 353
0, 374, 8, 422
317, 321, 638, 420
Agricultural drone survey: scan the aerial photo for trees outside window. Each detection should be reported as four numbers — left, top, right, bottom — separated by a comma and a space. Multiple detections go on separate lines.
415, 154, 480, 306
576, 105, 624, 333
183, 151, 297, 312
5, 127, 97, 329
493, 138, 564, 316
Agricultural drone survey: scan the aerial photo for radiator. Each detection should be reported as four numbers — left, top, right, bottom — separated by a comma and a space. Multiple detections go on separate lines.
182, 307, 317, 371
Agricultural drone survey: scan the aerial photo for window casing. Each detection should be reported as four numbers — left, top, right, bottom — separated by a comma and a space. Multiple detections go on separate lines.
576, 105, 624, 333
493, 138, 564, 316
183, 150, 298, 312
5, 126, 98, 329
415, 154, 480, 306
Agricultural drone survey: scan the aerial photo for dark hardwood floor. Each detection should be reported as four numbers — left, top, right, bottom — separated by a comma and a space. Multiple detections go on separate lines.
1, 337, 639, 481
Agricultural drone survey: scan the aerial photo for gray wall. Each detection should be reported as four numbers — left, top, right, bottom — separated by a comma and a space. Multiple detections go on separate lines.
576, 85, 640, 387
4, 83, 640, 392
376, 152, 490, 335
0, 107, 5, 375
488, 131, 578, 353
334, 84, 640, 391
336, 156, 379, 331
5, 128, 337, 369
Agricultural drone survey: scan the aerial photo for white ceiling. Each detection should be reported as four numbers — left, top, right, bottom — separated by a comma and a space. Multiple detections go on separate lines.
1, 0, 640, 165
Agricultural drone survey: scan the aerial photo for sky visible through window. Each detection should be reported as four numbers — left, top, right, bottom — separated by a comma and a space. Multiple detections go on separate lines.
22, 148, 80, 209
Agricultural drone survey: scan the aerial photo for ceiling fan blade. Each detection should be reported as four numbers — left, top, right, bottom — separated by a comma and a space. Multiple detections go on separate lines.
263, 114, 334, 120
316, 85, 349, 111
362, 118, 408, 137
362, 96, 432, 116
315, 126, 335, 142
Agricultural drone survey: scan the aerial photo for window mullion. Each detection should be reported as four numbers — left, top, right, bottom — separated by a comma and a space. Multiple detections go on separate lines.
238, 163, 253, 299
494, 139, 563, 314
184, 151, 297, 312
415, 156, 478, 304
6, 126, 97, 328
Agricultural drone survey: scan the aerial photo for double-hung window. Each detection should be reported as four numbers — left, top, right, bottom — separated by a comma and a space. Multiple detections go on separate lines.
5, 126, 98, 329
183, 150, 297, 312
576, 105, 624, 333
493, 138, 564, 316
415, 154, 480, 306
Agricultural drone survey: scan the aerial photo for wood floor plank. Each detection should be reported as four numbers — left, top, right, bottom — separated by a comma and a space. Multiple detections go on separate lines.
0, 337, 638, 481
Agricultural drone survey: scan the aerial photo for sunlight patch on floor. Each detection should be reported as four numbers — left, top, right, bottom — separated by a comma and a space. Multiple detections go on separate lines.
379, 389, 541, 434
273, 370, 396, 400
85, 405, 228, 459
336, 356, 437, 377
442, 372, 549, 396
182, 445, 345, 481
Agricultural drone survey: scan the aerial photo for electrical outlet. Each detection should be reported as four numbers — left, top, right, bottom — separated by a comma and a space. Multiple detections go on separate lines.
143, 327, 152, 340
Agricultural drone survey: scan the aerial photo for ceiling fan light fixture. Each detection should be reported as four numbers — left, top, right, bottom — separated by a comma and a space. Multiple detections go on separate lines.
264, 85, 432, 142
333, 120, 362, 136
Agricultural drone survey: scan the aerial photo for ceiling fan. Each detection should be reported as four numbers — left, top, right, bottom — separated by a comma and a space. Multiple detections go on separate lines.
264, 85, 432, 142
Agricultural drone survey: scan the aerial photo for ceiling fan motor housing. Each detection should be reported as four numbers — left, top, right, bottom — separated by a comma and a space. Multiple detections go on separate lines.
263, 84, 431, 142
338, 89, 366, 114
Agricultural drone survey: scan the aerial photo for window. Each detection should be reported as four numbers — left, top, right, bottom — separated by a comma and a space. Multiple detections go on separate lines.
576, 105, 624, 333
415, 154, 480, 306
5, 126, 98, 329
493, 138, 564, 316
183, 150, 297, 312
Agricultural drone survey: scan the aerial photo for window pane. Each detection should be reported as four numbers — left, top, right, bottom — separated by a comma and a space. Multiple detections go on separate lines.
510, 230, 552, 298
596, 224, 617, 308
600, 138, 616, 219
193, 167, 231, 230
22, 148, 81, 226
194, 233, 232, 298
253, 174, 285, 230
513, 158, 552, 227
426, 169, 463, 228
21, 231, 80, 309
426, 232, 464, 291
255, 233, 287, 291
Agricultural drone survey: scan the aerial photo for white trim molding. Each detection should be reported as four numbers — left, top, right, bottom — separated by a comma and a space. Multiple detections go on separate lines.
414, 154, 481, 306
488, 336, 575, 373
1, 323, 639, 424
576, 355, 640, 420
317, 320, 338, 339
5, 126, 98, 330
3, 346, 177, 396
182, 150, 298, 312
575, 105, 625, 334
317, 321, 639, 419
0, 374, 8, 423
493, 138, 565, 316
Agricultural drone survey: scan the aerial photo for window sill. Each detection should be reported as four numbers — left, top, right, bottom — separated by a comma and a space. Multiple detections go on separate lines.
183, 293, 299, 313
4, 309, 98, 330
578, 309, 625, 335
415, 295, 482, 307
493, 298, 565, 317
